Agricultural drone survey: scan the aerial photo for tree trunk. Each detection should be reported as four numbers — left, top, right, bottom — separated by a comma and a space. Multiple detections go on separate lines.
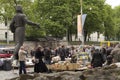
87, 34, 90, 42
84, 30, 87, 42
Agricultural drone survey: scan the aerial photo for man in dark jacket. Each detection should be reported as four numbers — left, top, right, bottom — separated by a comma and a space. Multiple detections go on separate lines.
44, 47, 52, 64
91, 49, 104, 68
10, 5, 39, 60
59, 45, 66, 61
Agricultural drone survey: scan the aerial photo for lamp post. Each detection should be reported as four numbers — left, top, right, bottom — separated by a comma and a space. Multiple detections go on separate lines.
80, 0, 83, 17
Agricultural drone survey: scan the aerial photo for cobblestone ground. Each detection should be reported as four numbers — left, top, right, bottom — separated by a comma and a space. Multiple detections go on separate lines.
0, 67, 34, 80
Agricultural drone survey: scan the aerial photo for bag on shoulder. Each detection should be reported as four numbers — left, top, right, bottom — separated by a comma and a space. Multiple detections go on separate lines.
10, 23, 16, 33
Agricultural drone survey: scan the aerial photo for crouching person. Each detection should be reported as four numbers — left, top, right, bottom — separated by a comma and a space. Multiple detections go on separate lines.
18, 46, 27, 75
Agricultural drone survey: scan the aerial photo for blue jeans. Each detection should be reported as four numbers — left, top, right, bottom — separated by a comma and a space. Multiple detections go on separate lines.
19, 61, 26, 74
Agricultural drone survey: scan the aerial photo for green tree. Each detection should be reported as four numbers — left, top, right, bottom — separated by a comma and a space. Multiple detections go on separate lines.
0, 0, 116, 42
83, 0, 106, 41
35, 0, 80, 41
0, 0, 15, 24
104, 4, 115, 40
113, 6, 120, 40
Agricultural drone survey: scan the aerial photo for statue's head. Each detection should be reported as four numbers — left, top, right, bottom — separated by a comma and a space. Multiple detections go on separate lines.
15, 5, 23, 13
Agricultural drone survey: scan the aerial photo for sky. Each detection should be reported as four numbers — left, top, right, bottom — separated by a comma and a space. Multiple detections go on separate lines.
105, 0, 120, 8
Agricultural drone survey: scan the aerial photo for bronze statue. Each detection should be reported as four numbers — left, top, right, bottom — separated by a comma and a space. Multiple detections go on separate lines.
10, 5, 39, 59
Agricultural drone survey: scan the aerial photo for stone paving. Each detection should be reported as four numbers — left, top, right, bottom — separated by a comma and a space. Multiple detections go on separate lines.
0, 68, 34, 80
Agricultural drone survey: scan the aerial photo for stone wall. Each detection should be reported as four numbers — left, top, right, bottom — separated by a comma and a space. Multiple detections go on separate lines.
23, 41, 68, 51
9, 65, 120, 80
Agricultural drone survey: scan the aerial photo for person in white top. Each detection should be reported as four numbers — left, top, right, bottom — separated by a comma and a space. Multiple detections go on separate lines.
18, 46, 27, 74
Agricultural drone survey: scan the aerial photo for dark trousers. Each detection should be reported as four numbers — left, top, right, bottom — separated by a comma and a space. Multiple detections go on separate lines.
19, 61, 26, 74
34, 60, 48, 73
60, 56, 65, 61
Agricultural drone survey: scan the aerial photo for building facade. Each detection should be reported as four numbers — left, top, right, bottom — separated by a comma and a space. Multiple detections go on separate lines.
0, 23, 13, 41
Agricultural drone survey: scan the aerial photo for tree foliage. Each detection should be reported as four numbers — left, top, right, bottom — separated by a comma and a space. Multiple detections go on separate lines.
0, 0, 119, 41
83, 0, 106, 41
104, 4, 114, 40
113, 6, 120, 40
35, 0, 80, 40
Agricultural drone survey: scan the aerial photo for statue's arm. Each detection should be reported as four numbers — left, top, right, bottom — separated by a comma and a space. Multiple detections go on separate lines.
23, 15, 39, 27
27, 20, 39, 26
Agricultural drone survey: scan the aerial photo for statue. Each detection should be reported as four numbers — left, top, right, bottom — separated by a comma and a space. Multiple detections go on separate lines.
9, 5, 40, 59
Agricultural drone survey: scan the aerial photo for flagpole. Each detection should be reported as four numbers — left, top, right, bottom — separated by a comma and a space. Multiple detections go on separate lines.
80, 0, 84, 45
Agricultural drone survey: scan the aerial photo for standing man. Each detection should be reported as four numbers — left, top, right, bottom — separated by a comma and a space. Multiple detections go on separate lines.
9, 5, 39, 60
18, 46, 27, 74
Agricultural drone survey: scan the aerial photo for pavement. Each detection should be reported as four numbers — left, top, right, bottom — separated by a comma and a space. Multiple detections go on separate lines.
0, 57, 34, 80
0, 67, 34, 80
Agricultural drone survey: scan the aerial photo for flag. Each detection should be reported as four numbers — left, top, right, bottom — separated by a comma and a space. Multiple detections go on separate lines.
77, 14, 87, 40
82, 14, 87, 28
77, 15, 82, 37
